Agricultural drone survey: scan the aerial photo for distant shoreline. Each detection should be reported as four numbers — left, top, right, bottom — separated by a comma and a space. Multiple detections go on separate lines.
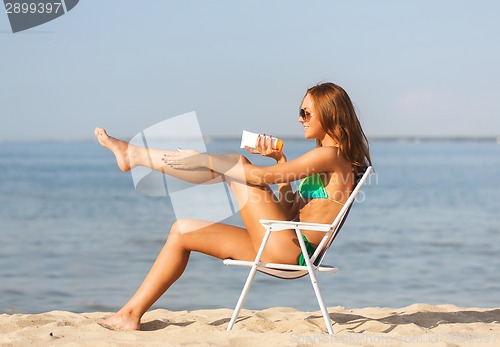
368, 136, 500, 143
1, 136, 500, 144
211, 135, 500, 143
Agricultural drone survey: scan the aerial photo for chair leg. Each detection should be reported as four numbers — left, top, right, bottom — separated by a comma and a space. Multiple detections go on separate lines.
308, 270, 334, 335
226, 264, 258, 331
227, 227, 273, 331
296, 229, 334, 335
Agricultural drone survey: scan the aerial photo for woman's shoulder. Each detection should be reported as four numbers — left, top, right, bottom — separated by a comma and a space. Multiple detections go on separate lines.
307, 145, 356, 172
305, 146, 339, 157
302, 146, 341, 166
293, 146, 342, 174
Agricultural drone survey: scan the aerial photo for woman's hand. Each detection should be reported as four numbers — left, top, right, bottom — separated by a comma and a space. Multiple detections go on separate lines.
245, 135, 286, 163
162, 149, 207, 170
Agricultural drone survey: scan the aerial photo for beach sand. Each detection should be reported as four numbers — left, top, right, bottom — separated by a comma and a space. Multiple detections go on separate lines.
1, 304, 499, 346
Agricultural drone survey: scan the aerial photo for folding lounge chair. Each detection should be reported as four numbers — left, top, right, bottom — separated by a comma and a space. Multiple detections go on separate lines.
223, 166, 373, 334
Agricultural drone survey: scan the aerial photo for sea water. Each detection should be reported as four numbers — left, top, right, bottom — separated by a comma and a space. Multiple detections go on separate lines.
1, 139, 499, 314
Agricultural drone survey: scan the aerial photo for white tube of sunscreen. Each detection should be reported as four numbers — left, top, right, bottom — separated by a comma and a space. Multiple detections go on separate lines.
240, 130, 283, 151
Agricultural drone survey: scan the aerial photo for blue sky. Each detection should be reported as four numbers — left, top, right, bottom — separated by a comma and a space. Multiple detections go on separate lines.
1, 0, 499, 141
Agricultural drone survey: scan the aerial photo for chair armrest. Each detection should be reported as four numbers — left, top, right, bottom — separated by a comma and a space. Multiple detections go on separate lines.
259, 219, 333, 232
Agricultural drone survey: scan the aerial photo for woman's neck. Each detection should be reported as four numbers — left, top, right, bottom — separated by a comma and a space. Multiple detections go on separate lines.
318, 135, 336, 147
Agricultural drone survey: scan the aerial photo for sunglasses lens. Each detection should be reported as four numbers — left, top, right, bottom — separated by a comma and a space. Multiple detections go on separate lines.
300, 109, 305, 120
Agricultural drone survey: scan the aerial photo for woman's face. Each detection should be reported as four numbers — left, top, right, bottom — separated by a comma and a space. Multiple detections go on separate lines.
299, 93, 326, 140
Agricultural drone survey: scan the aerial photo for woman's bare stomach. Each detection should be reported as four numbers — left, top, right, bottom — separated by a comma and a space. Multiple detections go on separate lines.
295, 198, 343, 247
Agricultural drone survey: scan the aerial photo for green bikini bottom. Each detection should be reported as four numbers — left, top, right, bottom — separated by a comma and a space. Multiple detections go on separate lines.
298, 234, 317, 266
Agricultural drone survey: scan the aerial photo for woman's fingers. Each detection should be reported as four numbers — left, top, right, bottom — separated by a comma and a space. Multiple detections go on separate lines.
162, 153, 185, 168
244, 146, 259, 154
256, 134, 264, 149
161, 150, 203, 169
162, 153, 175, 167
251, 135, 281, 159
263, 135, 274, 154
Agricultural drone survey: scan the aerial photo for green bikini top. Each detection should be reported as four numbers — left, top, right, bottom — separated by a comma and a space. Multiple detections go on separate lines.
298, 173, 345, 206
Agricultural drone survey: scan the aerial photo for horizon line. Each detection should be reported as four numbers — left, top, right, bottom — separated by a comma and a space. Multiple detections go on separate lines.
1, 135, 500, 144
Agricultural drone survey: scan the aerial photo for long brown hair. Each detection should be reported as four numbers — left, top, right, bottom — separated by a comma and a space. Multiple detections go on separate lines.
305, 82, 372, 178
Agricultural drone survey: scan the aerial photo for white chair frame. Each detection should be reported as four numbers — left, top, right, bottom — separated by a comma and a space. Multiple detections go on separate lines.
223, 166, 373, 334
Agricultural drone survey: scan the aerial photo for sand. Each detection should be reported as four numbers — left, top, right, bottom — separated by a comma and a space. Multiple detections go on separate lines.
1, 304, 499, 346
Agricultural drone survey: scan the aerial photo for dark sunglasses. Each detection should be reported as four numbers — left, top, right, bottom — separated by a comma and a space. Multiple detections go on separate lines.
299, 109, 314, 121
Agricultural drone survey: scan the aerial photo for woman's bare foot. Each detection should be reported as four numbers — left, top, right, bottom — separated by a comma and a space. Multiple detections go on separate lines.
98, 312, 141, 331
94, 127, 132, 172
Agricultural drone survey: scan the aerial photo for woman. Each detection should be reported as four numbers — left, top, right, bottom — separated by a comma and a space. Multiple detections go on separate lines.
95, 82, 371, 330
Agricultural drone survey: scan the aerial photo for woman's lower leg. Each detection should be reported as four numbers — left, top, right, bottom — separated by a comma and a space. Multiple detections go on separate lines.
101, 220, 255, 331
95, 127, 239, 184
101, 235, 190, 330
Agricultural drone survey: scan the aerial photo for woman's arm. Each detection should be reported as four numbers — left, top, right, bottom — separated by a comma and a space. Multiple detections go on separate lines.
165, 146, 340, 186
239, 146, 339, 185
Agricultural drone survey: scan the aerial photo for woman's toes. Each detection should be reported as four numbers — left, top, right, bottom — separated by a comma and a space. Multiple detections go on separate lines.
93, 128, 131, 172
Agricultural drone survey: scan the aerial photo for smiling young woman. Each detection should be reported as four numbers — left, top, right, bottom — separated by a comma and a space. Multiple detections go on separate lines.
94, 82, 371, 331
303, 83, 371, 180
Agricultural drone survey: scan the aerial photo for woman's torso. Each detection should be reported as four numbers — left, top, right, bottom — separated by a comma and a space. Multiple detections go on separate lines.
292, 167, 354, 247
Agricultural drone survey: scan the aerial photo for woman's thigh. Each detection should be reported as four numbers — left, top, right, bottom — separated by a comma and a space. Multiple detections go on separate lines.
227, 178, 301, 264
173, 155, 301, 265
168, 219, 256, 261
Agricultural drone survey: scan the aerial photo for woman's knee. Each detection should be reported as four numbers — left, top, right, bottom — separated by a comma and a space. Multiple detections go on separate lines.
167, 219, 197, 252
169, 218, 199, 236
